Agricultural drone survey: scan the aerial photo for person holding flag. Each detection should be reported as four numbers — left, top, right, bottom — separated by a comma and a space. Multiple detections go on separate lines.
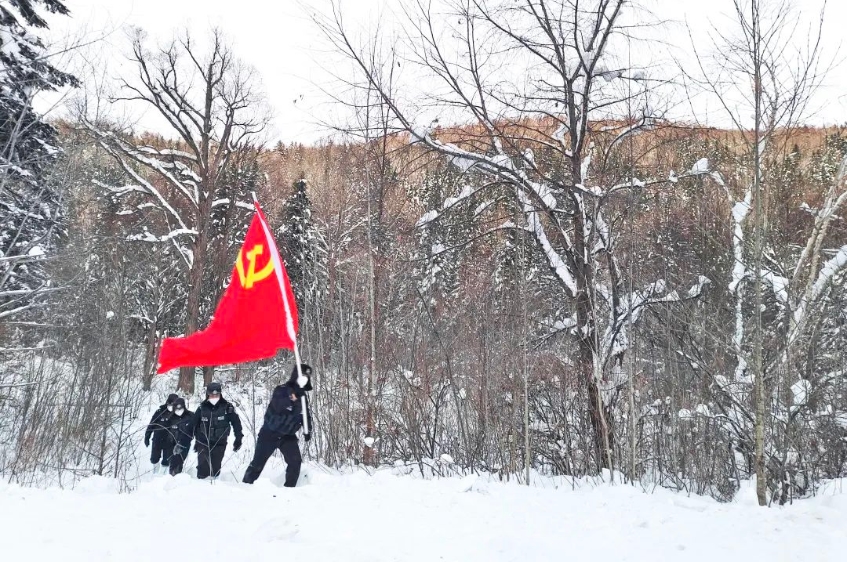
242, 363, 313, 487
156, 199, 313, 479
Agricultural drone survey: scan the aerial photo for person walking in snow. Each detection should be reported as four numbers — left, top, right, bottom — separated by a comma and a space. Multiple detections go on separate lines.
145, 393, 179, 472
163, 397, 193, 476
242, 364, 313, 487
189, 382, 243, 479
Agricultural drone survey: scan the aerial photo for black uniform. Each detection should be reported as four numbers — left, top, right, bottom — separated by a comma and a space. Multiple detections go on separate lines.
145, 394, 179, 467
163, 398, 194, 476
189, 395, 243, 479
243, 365, 313, 487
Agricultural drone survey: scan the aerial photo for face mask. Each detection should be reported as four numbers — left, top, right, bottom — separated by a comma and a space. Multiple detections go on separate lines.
208, 397, 220, 405
167, 405, 174, 412
175, 408, 185, 416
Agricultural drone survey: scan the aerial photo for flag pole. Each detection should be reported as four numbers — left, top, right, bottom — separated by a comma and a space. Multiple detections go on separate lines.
252, 192, 310, 435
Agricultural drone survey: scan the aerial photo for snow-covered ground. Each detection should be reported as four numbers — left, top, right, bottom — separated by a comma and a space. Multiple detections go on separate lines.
2, 465, 846, 561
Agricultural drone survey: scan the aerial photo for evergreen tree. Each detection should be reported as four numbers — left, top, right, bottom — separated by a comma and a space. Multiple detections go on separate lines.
278, 178, 327, 304
1, 1, 77, 178
0, 0, 77, 320
413, 165, 462, 303
203, 156, 260, 309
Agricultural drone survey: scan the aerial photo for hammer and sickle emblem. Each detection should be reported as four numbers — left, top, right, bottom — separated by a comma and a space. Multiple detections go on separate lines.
235, 244, 274, 289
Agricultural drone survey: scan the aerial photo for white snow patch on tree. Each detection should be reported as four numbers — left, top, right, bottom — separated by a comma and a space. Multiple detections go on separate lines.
416, 210, 439, 227
689, 158, 711, 174
791, 379, 812, 407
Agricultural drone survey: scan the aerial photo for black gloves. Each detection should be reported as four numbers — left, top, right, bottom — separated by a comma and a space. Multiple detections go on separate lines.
144, 436, 150, 447
304, 433, 311, 442
233, 437, 243, 452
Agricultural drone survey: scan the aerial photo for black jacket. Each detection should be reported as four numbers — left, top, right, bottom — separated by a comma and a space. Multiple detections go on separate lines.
190, 398, 243, 449
260, 382, 312, 438
163, 409, 194, 449
145, 405, 171, 443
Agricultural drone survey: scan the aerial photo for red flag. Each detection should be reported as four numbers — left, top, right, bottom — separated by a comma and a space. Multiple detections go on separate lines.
157, 202, 298, 373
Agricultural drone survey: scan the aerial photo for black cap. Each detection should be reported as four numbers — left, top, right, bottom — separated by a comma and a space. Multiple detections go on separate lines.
206, 382, 222, 396
288, 364, 313, 391
166, 394, 179, 405
172, 397, 187, 410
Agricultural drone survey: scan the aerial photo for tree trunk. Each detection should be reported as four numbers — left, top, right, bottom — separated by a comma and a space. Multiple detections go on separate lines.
177, 200, 213, 393
177, 257, 202, 394
572, 188, 614, 472
751, 0, 768, 508
363, 189, 377, 467
202, 366, 215, 387
584, 343, 613, 471
141, 323, 159, 391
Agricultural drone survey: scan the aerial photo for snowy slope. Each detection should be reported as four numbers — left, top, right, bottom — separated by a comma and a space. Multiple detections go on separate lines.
2, 468, 846, 561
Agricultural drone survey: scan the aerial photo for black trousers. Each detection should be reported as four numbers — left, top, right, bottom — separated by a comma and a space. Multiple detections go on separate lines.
169, 452, 185, 476
196, 444, 226, 479
242, 433, 301, 487
150, 435, 171, 466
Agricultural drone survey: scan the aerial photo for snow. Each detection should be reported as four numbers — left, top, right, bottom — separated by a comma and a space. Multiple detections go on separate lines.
416, 210, 438, 227
690, 158, 710, 174
516, 188, 578, 296
732, 199, 751, 225
450, 154, 477, 172
762, 270, 789, 305
363, 436, 375, 447
443, 184, 474, 210
687, 275, 712, 297
792, 379, 812, 406
809, 244, 847, 305
473, 201, 493, 217
552, 316, 578, 331
529, 180, 557, 209
580, 145, 593, 181
2, 472, 845, 561
552, 123, 567, 142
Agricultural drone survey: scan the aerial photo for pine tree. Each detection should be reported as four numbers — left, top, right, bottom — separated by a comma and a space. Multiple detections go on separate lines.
1, 1, 77, 178
278, 178, 327, 304
0, 1, 77, 320
202, 156, 260, 317
413, 165, 467, 303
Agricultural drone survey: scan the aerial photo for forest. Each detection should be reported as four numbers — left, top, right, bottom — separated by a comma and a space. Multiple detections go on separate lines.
1, 0, 846, 506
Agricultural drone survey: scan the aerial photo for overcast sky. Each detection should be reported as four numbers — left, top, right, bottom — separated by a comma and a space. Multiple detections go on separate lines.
41, 0, 846, 144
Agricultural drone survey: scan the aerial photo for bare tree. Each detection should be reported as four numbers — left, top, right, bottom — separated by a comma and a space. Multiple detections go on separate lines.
83, 28, 268, 392
682, 0, 831, 505
317, 0, 708, 471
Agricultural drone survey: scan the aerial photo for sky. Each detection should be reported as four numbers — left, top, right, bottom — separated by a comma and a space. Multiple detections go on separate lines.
38, 0, 846, 145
